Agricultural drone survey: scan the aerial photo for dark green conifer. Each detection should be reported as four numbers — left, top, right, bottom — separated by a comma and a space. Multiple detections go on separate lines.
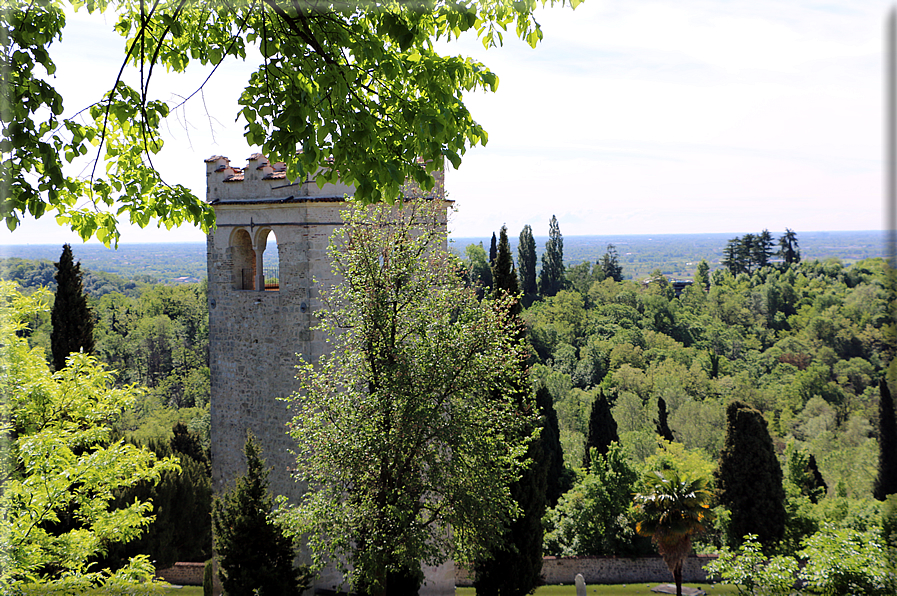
656, 396, 675, 443
473, 427, 547, 596
213, 432, 308, 596
536, 381, 568, 508
50, 244, 94, 370
599, 244, 623, 282
874, 379, 897, 500
492, 225, 520, 318
489, 232, 498, 264
517, 225, 537, 302
806, 454, 827, 504
583, 389, 618, 469
715, 401, 786, 548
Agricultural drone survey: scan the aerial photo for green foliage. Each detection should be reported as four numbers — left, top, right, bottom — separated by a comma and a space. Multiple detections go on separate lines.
539, 215, 565, 298
474, 429, 548, 596
492, 224, 520, 300
656, 396, 675, 442
715, 401, 786, 549
3, 0, 576, 244
212, 433, 308, 596
203, 560, 213, 596
101, 423, 212, 569
874, 378, 897, 500
583, 389, 618, 469
517, 225, 538, 300
544, 443, 646, 557
703, 535, 799, 596
633, 470, 714, 596
285, 201, 535, 596
0, 282, 176, 594
799, 525, 890, 595
50, 244, 94, 371
535, 380, 570, 508
464, 242, 493, 295
600, 244, 624, 283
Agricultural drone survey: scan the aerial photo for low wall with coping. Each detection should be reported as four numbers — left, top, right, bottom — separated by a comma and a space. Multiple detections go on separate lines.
162, 555, 719, 589
156, 562, 205, 586
456, 555, 718, 587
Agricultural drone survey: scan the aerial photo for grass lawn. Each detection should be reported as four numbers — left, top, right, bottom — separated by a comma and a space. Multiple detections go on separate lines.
456, 584, 738, 596
156, 583, 741, 595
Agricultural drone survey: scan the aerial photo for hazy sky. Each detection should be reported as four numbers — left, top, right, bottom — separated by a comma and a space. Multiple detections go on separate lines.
1, 0, 888, 245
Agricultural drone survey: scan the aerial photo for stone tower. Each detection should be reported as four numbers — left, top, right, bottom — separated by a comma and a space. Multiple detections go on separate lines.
205, 154, 453, 593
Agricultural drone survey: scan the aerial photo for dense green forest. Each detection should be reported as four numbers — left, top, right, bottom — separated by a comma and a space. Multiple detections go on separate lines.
4, 234, 895, 589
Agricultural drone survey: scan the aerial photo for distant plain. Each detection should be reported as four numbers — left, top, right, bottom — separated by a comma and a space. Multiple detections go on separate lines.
0, 230, 882, 285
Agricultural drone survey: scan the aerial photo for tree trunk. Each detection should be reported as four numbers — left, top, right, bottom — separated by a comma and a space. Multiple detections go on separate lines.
673, 561, 683, 596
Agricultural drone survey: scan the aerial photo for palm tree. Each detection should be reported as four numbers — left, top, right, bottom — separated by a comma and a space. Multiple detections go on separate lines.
633, 470, 714, 596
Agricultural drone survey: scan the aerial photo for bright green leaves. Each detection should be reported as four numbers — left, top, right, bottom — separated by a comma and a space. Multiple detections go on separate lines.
285, 202, 535, 590
4, 0, 576, 244
0, 283, 178, 593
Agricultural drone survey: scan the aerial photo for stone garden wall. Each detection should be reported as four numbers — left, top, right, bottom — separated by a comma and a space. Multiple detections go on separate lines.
456, 555, 718, 587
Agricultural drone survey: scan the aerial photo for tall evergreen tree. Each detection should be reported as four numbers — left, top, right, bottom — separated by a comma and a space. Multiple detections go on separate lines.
753, 229, 774, 269
51, 244, 94, 371
656, 397, 675, 443
474, 284, 548, 596
722, 238, 741, 275
874, 379, 897, 500
583, 389, 618, 469
517, 225, 537, 299
715, 401, 786, 548
778, 229, 800, 266
489, 232, 498, 264
599, 244, 623, 282
213, 433, 308, 596
473, 424, 547, 596
491, 225, 519, 298
538, 215, 564, 297
536, 380, 567, 508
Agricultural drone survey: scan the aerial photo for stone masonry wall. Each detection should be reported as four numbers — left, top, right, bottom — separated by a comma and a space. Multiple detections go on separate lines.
206, 154, 450, 595
456, 556, 718, 587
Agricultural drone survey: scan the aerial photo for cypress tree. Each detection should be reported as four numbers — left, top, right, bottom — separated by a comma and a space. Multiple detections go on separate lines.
583, 389, 618, 470
806, 454, 827, 504
492, 225, 520, 317
51, 244, 94, 371
656, 396, 675, 443
473, 427, 547, 596
536, 380, 567, 508
538, 215, 564, 297
213, 432, 308, 596
517, 225, 537, 300
715, 401, 786, 548
489, 232, 498, 264
874, 379, 897, 500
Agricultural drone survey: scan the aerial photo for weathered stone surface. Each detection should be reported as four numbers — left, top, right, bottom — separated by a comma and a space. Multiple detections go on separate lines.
207, 155, 449, 595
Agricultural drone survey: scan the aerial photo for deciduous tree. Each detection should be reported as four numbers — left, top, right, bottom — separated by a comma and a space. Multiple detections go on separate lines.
285, 201, 535, 596
539, 215, 565, 297
4, 0, 576, 244
51, 244, 94, 371
517, 224, 538, 301
0, 282, 176, 594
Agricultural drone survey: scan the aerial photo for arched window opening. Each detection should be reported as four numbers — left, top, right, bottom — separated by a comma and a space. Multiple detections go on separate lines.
261, 229, 280, 291
231, 229, 256, 290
